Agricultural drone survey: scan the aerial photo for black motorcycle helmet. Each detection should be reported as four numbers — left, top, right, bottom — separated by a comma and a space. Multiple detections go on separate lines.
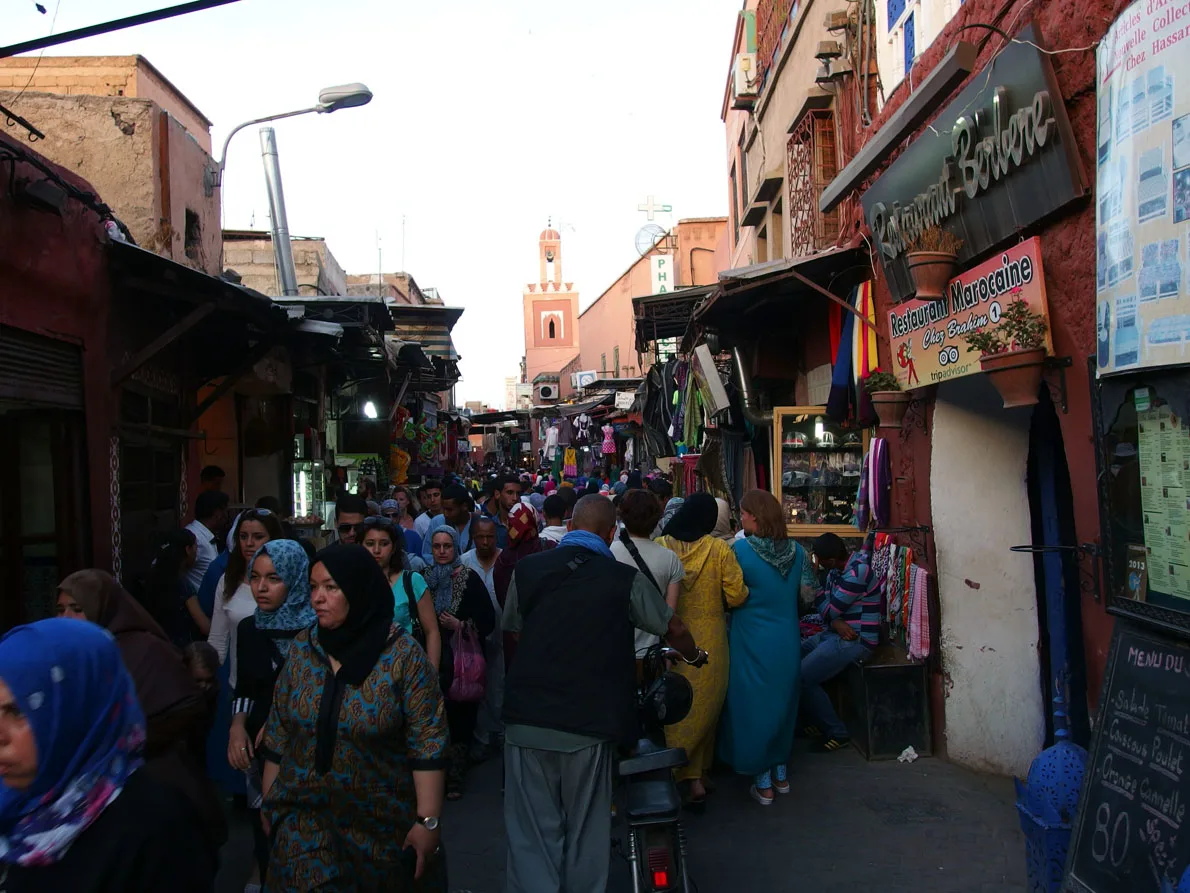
641, 670, 693, 727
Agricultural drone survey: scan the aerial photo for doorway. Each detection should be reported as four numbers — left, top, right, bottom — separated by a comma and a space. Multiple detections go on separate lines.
1025, 390, 1090, 747
0, 410, 90, 628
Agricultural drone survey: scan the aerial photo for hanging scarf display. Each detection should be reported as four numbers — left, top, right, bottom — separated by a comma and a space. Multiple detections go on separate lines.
855, 448, 871, 531
826, 300, 855, 422
563, 447, 577, 477
908, 564, 932, 660
867, 437, 891, 528
851, 281, 879, 427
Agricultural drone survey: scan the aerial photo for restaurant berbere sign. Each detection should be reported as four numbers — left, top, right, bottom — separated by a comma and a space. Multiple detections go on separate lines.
888, 237, 1053, 387
861, 26, 1088, 302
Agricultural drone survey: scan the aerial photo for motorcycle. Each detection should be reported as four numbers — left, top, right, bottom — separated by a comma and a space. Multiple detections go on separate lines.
615, 644, 704, 893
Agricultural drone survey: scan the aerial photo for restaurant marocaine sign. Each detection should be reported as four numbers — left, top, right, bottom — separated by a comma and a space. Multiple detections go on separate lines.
860, 26, 1087, 303
888, 237, 1054, 388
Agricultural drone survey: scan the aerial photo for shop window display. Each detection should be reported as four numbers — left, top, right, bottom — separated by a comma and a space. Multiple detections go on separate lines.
772, 406, 868, 536
1096, 372, 1190, 629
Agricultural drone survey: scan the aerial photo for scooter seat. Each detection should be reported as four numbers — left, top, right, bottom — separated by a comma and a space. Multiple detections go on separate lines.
624, 778, 682, 819
618, 746, 688, 777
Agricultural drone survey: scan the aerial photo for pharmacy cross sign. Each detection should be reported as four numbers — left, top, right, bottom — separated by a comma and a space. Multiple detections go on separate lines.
637, 195, 672, 220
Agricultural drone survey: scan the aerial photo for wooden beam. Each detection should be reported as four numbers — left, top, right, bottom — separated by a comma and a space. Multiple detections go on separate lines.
110, 303, 216, 388
187, 339, 275, 425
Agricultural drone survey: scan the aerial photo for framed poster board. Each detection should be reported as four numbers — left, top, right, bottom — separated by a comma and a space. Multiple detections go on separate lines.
1093, 363, 1190, 633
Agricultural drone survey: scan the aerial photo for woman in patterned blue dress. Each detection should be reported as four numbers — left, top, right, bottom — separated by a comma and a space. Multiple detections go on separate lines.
260, 544, 448, 890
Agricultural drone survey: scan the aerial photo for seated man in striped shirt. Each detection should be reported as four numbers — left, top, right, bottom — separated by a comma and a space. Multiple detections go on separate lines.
802, 530, 881, 753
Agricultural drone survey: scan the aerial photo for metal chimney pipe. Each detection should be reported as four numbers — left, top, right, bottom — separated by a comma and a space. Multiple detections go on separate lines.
732, 345, 772, 427
259, 126, 299, 296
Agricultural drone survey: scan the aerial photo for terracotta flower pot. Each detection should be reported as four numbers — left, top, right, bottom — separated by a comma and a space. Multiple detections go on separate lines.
906, 250, 959, 299
980, 347, 1046, 408
870, 390, 911, 429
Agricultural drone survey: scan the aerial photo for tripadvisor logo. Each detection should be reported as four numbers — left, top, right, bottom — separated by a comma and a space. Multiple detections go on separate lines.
869, 87, 1058, 260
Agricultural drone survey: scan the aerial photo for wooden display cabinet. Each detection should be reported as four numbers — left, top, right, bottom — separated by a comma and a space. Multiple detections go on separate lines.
771, 406, 869, 537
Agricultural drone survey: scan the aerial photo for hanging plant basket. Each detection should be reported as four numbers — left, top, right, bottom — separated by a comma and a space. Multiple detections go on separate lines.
906, 250, 959, 299
980, 348, 1047, 408
870, 390, 911, 428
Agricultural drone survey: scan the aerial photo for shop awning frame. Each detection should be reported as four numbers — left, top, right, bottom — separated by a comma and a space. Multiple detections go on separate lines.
695, 242, 875, 332
633, 284, 717, 352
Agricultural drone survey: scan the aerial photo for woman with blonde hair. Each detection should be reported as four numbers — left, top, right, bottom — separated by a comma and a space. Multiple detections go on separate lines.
718, 489, 812, 805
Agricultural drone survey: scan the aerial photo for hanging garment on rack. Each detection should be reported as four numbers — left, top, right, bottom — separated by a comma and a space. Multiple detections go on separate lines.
544, 424, 560, 461
574, 413, 592, 446
868, 437, 891, 528
908, 564, 931, 660
671, 361, 689, 437
563, 447, 577, 478
623, 437, 634, 469
826, 301, 856, 423
601, 424, 616, 455
557, 416, 574, 446
851, 281, 879, 427
643, 363, 675, 458
855, 449, 871, 531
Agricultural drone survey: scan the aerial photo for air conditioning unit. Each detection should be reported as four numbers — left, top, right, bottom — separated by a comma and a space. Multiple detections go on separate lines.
732, 53, 758, 109
575, 370, 598, 388
537, 383, 559, 401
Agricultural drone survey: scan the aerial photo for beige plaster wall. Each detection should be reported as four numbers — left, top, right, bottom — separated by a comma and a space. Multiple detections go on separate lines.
224, 235, 347, 296
0, 56, 212, 152
0, 92, 159, 247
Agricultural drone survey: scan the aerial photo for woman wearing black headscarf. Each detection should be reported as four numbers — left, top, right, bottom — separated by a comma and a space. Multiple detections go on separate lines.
260, 544, 449, 887
657, 492, 747, 805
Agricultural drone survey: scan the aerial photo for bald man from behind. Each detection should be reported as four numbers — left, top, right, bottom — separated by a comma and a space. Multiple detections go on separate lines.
500, 494, 705, 893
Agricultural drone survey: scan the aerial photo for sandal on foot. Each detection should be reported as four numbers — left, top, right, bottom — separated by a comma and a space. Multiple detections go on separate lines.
812, 736, 851, 753
750, 785, 775, 806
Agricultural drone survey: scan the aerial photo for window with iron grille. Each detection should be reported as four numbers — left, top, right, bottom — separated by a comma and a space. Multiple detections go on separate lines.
787, 109, 840, 257
757, 0, 800, 84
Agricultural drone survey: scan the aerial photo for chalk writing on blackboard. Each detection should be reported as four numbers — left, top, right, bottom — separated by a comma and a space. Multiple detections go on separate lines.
1066, 623, 1190, 891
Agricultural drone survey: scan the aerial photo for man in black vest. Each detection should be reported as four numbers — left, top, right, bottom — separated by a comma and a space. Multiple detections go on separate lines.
501, 494, 704, 893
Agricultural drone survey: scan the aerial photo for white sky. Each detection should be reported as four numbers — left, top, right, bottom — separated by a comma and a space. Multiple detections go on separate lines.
8, 0, 737, 406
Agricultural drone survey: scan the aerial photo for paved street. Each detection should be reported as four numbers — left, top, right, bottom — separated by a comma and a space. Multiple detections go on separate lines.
218, 744, 1028, 892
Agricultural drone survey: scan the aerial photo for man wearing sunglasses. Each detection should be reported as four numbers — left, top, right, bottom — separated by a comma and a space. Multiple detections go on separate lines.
332, 494, 370, 545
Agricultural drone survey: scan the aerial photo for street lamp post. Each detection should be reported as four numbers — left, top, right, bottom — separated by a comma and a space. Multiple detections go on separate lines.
204, 82, 373, 197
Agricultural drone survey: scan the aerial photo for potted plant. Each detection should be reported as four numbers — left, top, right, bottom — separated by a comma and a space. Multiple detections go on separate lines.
962, 296, 1049, 408
863, 370, 910, 428
905, 227, 963, 299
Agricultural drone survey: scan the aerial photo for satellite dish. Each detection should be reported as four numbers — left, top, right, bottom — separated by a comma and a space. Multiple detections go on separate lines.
635, 223, 666, 257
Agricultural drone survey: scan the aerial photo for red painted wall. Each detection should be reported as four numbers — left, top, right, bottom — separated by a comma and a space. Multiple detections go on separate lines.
836, 0, 1124, 708
0, 133, 114, 573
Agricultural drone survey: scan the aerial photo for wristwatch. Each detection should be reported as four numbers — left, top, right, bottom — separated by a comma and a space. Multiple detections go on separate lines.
416, 816, 440, 831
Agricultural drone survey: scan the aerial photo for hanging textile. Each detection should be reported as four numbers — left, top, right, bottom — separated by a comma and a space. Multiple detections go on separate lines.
867, 437, 891, 528
826, 298, 855, 423
907, 564, 931, 660
828, 301, 843, 366
563, 447, 577, 478
623, 438, 634, 470
851, 281, 879, 427
855, 448, 871, 531
671, 361, 689, 438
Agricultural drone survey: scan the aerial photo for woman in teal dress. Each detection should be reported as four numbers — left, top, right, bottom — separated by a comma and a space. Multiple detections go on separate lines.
261, 544, 449, 888
718, 490, 816, 806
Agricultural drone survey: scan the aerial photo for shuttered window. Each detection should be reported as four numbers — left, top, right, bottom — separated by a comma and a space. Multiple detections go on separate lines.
0, 326, 82, 409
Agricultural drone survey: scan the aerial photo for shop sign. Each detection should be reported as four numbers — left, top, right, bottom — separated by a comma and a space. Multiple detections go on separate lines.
861, 26, 1087, 302
614, 391, 635, 410
887, 237, 1053, 387
650, 255, 675, 294
1094, 0, 1190, 376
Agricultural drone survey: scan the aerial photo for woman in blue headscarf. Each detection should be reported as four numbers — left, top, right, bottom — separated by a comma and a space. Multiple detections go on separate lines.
230, 539, 313, 887
0, 618, 216, 890
422, 524, 495, 800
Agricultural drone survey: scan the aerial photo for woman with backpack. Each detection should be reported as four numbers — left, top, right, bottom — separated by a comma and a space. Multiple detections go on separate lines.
359, 516, 441, 670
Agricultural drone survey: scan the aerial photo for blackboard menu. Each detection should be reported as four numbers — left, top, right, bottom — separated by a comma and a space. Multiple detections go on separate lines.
1066, 621, 1190, 891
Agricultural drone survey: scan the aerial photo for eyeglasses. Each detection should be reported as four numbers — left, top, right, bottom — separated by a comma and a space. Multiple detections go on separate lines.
382, 511, 401, 519
337, 524, 357, 534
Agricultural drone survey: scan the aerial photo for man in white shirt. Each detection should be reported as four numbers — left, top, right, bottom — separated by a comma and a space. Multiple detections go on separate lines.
413, 478, 443, 538
539, 494, 568, 544
461, 516, 504, 758
185, 490, 229, 594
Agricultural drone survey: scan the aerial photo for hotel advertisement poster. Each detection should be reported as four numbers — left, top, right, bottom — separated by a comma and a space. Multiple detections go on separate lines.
1096, 0, 1190, 375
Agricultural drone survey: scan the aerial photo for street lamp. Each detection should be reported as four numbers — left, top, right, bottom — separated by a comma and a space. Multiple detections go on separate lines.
204, 82, 373, 196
